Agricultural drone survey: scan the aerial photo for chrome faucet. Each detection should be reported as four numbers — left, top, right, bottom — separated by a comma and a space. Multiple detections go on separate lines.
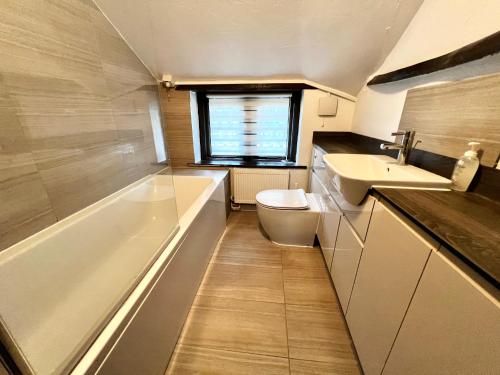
380, 130, 415, 165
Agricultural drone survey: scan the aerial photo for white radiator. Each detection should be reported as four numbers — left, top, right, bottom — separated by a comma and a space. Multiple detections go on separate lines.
231, 168, 290, 204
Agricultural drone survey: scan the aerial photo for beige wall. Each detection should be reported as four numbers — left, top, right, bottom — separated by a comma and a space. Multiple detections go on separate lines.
352, 0, 500, 142
291, 90, 355, 189
0, 0, 168, 251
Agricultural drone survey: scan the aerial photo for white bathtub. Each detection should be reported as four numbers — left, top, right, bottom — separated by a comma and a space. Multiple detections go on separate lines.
0, 169, 228, 375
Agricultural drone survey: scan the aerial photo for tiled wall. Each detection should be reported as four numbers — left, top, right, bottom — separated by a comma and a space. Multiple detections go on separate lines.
0, 0, 169, 251
399, 73, 500, 168
160, 89, 195, 168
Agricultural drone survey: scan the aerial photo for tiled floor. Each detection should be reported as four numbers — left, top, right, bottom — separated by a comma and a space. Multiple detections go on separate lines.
166, 211, 361, 374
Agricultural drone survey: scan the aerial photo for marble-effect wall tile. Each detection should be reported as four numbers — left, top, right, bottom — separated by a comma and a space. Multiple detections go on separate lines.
0, 76, 58, 250
0, 0, 169, 250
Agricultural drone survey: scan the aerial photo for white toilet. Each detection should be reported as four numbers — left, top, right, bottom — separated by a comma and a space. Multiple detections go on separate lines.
256, 189, 321, 246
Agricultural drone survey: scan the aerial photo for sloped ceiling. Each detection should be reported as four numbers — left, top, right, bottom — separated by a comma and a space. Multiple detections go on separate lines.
94, 0, 423, 96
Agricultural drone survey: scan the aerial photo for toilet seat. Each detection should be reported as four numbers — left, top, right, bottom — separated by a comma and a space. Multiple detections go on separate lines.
256, 189, 310, 210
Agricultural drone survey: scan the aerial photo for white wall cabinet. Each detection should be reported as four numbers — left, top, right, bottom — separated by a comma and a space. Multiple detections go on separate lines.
346, 201, 436, 375
383, 250, 500, 375
330, 216, 363, 313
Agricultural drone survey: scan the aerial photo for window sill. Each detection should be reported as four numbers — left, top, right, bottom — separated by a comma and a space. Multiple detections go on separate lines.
189, 160, 307, 169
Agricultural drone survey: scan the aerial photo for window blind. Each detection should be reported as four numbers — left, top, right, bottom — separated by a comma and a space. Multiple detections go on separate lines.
207, 94, 292, 158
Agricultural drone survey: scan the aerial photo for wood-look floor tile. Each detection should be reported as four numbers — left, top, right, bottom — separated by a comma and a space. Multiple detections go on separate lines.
225, 211, 261, 227
225, 216, 261, 232
222, 227, 275, 250
168, 211, 360, 372
290, 358, 361, 375
166, 345, 289, 375
282, 247, 326, 269
179, 296, 288, 358
284, 267, 338, 307
212, 244, 282, 269
283, 264, 331, 280
227, 211, 260, 227
286, 304, 358, 365
198, 262, 284, 303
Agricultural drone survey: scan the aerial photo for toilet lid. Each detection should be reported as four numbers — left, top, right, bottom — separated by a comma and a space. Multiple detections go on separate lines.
256, 189, 309, 210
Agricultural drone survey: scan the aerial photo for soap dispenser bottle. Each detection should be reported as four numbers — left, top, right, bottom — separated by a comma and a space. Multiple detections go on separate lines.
451, 142, 480, 192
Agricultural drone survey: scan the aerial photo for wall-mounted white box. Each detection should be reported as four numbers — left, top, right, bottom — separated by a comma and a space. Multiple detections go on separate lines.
318, 95, 338, 116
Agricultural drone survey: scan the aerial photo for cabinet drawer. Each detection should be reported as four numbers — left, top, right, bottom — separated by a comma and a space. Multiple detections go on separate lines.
324, 177, 375, 242
330, 216, 364, 313
346, 201, 435, 375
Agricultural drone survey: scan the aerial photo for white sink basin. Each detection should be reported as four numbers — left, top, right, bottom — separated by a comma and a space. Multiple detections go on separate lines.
323, 154, 452, 205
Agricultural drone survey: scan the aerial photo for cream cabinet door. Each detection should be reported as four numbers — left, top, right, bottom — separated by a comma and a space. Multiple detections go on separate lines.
321, 195, 342, 270
310, 172, 340, 269
309, 170, 323, 195
346, 200, 435, 375
324, 176, 376, 242
383, 250, 500, 375
310, 172, 325, 248
330, 216, 363, 314
311, 146, 327, 182
311, 146, 326, 172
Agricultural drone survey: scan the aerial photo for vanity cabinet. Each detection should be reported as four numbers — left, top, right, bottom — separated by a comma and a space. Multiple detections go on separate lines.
309, 168, 323, 196
383, 250, 500, 375
311, 146, 327, 182
310, 172, 341, 269
330, 216, 364, 313
321, 195, 342, 270
324, 177, 375, 242
346, 200, 436, 375
311, 146, 375, 242
309, 147, 499, 374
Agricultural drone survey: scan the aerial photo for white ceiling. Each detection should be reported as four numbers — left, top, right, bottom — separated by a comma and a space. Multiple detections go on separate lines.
94, 0, 423, 96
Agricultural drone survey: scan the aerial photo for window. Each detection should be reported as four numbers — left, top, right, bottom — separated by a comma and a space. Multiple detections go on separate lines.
197, 91, 301, 162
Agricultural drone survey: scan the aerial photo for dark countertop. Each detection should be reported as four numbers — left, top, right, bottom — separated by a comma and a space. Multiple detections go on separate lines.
312, 131, 500, 288
375, 188, 500, 287
312, 132, 399, 157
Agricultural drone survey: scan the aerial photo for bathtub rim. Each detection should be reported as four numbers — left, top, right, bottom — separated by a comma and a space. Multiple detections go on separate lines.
0, 168, 181, 375
0, 167, 177, 264
70, 169, 227, 375
172, 174, 215, 219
